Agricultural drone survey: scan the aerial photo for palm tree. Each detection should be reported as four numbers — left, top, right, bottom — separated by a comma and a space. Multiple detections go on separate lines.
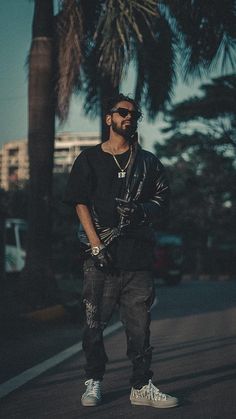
24, 0, 84, 306
56, 0, 236, 137
24, 0, 56, 304
0, 189, 7, 283
56, 0, 176, 139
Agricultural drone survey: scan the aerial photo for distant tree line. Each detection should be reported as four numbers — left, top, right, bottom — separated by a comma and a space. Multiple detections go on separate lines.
155, 74, 236, 275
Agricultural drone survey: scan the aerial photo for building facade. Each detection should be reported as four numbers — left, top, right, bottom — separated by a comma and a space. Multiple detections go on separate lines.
0, 132, 100, 190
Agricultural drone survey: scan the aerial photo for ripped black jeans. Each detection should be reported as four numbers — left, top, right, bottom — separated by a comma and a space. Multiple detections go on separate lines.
82, 258, 155, 388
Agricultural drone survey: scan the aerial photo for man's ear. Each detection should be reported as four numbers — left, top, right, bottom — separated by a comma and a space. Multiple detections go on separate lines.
105, 114, 112, 126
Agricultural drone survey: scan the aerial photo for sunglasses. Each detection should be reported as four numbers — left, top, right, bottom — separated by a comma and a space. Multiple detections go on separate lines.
110, 107, 142, 120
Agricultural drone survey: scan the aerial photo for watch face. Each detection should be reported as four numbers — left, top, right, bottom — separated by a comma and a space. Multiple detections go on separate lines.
92, 246, 100, 256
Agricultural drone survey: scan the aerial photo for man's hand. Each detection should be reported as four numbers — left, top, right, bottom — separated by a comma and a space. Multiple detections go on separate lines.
116, 198, 143, 223
116, 198, 137, 218
92, 246, 113, 274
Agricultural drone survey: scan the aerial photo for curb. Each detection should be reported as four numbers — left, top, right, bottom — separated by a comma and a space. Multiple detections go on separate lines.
23, 304, 66, 322
182, 274, 234, 282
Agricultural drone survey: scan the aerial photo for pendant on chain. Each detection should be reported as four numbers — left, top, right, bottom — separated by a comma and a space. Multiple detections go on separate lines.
118, 171, 126, 178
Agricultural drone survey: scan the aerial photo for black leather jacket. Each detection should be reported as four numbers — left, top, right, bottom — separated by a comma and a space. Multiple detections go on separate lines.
92, 142, 170, 246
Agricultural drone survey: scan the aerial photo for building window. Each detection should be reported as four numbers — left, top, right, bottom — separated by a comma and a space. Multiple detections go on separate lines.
8, 148, 19, 156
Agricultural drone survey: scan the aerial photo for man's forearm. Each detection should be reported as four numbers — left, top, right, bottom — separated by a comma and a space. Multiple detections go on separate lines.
142, 169, 170, 224
76, 204, 102, 247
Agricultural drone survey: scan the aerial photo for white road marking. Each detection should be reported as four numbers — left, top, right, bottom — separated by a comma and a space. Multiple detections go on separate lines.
0, 294, 158, 399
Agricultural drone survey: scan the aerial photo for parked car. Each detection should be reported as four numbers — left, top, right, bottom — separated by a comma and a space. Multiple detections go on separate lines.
152, 232, 183, 285
5, 218, 27, 274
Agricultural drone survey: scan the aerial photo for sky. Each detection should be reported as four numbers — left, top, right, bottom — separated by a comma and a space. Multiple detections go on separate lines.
0, 0, 223, 152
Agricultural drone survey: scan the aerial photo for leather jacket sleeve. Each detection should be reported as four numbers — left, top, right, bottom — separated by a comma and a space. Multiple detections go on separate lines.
140, 163, 170, 226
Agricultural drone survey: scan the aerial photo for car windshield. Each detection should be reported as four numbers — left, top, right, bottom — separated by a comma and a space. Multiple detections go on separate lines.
5, 226, 16, 246
19, 226, 27, 251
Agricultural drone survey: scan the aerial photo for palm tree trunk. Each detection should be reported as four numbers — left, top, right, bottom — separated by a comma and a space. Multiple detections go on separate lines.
100, 77, 119, 142
0, 220, 5, 282
0, 190, 6, 283
23, 0, 56, 306
0, 191, 7, 321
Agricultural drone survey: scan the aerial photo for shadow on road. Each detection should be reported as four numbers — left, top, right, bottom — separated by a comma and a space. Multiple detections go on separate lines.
153, 280, 236, 320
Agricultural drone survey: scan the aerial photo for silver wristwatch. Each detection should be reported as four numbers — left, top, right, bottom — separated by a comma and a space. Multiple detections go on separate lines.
91, 244, 105, 256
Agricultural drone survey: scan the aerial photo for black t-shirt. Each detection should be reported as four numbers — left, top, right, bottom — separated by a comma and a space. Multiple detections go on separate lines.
64, 144, 154, 270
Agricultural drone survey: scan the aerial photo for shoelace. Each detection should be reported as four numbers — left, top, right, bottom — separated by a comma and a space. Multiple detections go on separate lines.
85, 380, 101, 397
145, 380, 167, 401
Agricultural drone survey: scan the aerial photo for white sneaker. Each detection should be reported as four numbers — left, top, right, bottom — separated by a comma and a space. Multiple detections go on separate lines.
81, 379, 102, 406
130, 379, 179, 408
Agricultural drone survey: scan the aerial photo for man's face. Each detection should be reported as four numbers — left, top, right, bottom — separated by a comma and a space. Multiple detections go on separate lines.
108, 101, 139, 138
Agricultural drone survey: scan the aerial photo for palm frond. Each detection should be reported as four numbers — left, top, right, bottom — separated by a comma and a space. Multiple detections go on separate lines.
209, 34, 236, 75
82, 56, 119, 118
94, 0, 159, 86
135, 14, 176, 119
81, 54, 101, 117
55, 0, 83, 121
166, 0, 236, 79
79, 0, 104, 37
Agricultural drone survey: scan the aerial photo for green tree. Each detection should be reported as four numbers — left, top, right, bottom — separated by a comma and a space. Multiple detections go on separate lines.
154, 74, 236, 275
161, 74, 236, 152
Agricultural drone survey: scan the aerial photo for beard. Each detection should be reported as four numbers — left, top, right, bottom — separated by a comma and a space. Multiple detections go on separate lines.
111, 120, 137, 139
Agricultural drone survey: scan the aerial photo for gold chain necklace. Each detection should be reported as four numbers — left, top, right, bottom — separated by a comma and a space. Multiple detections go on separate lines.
112, 146, 133, 178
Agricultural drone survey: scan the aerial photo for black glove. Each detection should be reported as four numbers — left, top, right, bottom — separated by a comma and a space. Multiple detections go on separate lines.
92, 247, 113, 274
116, 198, 144, 223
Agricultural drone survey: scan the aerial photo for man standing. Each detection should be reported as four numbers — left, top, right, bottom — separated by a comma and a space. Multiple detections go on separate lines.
64, 93, 179, 409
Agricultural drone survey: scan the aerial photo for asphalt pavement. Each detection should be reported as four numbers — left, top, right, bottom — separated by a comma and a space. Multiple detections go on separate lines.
0, 279, 236, 419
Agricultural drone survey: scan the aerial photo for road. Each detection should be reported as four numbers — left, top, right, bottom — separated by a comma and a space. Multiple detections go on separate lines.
0, 279, 236, 418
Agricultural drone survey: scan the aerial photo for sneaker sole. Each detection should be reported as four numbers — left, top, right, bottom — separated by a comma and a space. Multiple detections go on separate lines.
130, 399, 179, 409
81, 398, 101, 407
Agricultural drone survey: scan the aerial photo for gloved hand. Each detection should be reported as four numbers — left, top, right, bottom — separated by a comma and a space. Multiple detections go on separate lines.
116, 198, 143, 223
92, 247, 114, 274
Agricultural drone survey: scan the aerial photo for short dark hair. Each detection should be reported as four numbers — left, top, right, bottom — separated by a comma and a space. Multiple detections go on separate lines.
105, 93, 142, 118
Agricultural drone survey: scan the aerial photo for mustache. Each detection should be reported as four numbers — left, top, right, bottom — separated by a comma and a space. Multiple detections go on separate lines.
122, 120, 136, 127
